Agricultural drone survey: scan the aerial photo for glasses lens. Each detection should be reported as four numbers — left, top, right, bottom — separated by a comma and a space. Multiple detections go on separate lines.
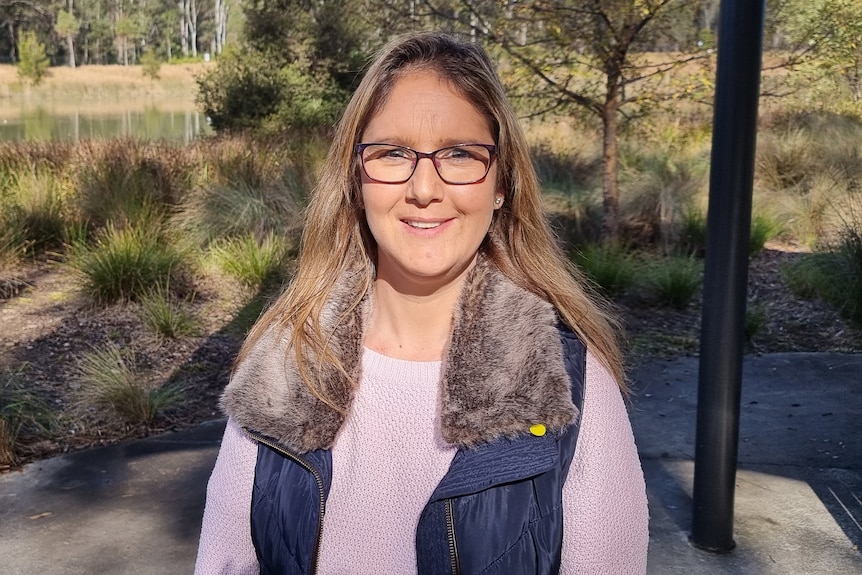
435, 145, 493, 184
360, 145, 416, 184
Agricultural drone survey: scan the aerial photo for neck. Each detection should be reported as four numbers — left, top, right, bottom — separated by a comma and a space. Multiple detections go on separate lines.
364, 276, 464, 361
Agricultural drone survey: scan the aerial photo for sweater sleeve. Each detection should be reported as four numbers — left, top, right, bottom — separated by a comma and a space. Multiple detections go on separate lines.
560, 351, 649, 575
194, 417, 259, 575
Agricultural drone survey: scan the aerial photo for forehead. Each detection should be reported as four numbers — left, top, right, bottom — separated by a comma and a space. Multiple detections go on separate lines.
362, 70, 492, 144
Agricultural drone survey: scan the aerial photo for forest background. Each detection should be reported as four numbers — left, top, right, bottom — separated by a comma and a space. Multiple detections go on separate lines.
1, 0, 861, 468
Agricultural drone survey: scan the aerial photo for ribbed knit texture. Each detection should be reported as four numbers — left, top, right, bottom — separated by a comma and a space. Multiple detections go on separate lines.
316, 348, 455, 573
194, 351, 648, 575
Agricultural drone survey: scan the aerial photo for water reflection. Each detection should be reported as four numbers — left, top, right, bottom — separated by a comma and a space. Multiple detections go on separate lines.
0, 106, 213, 143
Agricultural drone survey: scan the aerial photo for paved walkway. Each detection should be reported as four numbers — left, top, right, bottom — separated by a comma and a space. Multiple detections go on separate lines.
1, 353, 860, 574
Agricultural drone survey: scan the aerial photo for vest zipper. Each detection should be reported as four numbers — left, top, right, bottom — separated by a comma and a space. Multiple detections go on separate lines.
243, 428, 326, 575
445, 498, 461, 575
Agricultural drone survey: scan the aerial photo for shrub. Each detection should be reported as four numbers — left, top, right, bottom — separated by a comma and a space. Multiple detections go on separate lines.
9, 170, 70, 254
16, 31, 49, 86
783, 230, 862, 326
138, 285, 198, 339
178, 138, 305, 245
745, 304, 767, 341
573, 244, 637, 297
210, 232, 292, 290
749, 213, 782, 257
68, 220, 186, 304
1, 368, 55, 466
74, 140, 191, 229
141, 48, 161, 80
676, 209, 707, 257
76, 345, 181, 426
641, 256, 703, 308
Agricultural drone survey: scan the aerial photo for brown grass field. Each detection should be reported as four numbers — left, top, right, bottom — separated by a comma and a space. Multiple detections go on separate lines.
0, 63, 212, 114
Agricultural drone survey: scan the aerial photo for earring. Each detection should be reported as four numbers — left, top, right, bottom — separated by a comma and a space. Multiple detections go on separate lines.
495, 197, 502, 204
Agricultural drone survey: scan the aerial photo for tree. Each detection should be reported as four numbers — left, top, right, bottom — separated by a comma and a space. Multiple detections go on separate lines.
56, 8, 79, 68
198, 0, 377, 132
141, 46, 160, 79
17, 30, 49, 85
423, 0, 706, 240
115, 14, 139, 65
778, 0, 862, 104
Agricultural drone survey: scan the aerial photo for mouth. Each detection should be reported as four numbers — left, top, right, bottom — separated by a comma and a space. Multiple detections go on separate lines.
405, 220, 443, 230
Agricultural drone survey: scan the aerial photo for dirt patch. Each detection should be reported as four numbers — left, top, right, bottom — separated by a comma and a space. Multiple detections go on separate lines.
2, 245, 861, 468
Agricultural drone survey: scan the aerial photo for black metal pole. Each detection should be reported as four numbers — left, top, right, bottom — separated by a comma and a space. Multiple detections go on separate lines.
691, 0, 766, 553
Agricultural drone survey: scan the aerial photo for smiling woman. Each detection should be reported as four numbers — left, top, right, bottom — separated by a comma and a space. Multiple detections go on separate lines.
195, 31, 648, 575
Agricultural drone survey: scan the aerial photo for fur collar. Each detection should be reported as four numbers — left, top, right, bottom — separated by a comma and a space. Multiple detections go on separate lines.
221, 260, 577, 452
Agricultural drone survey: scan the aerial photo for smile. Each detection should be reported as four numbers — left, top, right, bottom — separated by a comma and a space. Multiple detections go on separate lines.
406, 220, 442, 229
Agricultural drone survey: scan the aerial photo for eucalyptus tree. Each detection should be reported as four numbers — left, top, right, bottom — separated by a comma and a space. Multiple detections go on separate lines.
55, 7, 79, 67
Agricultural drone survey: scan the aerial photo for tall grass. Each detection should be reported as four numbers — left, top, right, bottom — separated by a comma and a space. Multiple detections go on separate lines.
641, 256, 702, 308
178, 137, 307, 246
209, 232, 293, 290
74, 139, 194, 229
76, 345, 182, 425
1, 367, 55, 466
68, 217, 187, 304
573, 244, 637, 297
619, 122, 710, 252
784, 226, 862, 326
138, 285, 198, 339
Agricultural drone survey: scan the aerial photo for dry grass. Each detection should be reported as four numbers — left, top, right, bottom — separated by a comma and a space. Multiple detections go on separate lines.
0, 63, 212, 111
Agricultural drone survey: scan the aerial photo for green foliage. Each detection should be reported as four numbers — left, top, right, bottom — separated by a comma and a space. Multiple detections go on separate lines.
55, 10, 80, 38
7, 170, 70, 254
775, 0, 862, 105
17, 31, 49, 86
141, 48, 161, 80
69, 220, 186, 304
1, 367, 55, 466
76, 345, 181, 425
677, 209, 707, 257
783, 227, 862, 325
197, 0, 376, 134
749, 213, 782, 256
209, 232, 292, 290
196, 46, 348, 133
138, 285, 198, 339
573, 244, 637, 297
641, 256, 703, 308
74, 140, 189, 229
620, 136, 709, 251
745, 304, 767, 341
178, 138, 307, 245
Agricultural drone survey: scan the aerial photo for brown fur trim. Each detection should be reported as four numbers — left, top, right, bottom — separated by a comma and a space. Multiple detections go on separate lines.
221, 260, 577, 452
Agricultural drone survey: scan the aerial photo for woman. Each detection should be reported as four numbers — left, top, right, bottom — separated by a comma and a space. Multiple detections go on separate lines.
195, 31, 648, 574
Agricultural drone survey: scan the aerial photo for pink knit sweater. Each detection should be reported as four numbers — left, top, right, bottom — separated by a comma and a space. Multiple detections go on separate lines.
195, 349, 648, 574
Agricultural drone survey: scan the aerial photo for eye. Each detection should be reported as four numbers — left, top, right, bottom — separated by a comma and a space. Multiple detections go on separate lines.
366, 145, 413, 161
439, 146, 479, 162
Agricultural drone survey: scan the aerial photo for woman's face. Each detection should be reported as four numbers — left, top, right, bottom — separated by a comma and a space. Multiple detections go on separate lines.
360, 71, 502, 294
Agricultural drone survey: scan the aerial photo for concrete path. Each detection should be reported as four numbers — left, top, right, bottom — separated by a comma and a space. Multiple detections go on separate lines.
1, 353, 860, 574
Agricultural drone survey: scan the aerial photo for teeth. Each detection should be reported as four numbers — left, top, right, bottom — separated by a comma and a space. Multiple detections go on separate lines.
408, 221, 441, 229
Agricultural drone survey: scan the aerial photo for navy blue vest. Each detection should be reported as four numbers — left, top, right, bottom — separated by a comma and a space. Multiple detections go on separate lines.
248, 327, 586, 574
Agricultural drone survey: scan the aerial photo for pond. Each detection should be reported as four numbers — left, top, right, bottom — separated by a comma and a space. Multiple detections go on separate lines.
0, 105, 213, 143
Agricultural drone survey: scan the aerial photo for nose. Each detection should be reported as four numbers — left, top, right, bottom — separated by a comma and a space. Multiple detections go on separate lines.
406, 155, 444, 206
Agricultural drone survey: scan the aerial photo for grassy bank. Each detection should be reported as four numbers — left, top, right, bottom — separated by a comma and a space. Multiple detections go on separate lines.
0, 63, 212, 111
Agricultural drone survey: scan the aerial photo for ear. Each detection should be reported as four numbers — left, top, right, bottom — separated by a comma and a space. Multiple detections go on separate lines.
494, 194, 504, 210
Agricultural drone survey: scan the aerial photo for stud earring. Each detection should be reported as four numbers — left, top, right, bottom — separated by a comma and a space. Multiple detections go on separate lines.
495, 197, 502, 204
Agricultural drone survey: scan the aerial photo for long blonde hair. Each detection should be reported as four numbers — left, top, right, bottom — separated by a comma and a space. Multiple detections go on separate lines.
235, 31, 626, 406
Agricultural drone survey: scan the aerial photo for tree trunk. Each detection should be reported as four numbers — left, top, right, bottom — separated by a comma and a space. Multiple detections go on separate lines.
189, 0, 198, 57
600, 106, 621, 242
66, 35, 76, 68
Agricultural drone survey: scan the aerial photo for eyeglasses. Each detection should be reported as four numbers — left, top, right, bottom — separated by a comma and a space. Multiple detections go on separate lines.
356, 143, 497, 185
